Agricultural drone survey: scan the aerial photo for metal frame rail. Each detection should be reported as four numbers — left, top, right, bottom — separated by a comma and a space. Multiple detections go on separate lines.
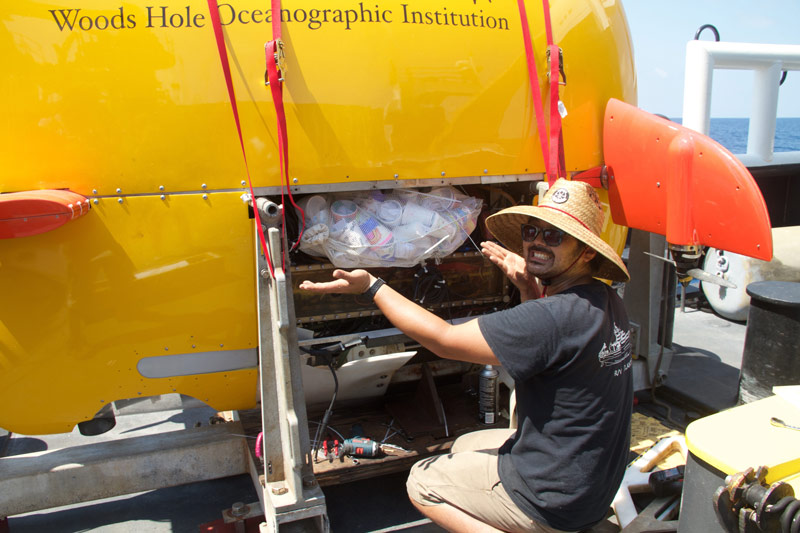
252, 206, 329, 532
682, 40, 800, 166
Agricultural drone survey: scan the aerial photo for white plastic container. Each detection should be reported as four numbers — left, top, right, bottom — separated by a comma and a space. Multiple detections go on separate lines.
298, 195, 329, 227
702, 226, 800, 321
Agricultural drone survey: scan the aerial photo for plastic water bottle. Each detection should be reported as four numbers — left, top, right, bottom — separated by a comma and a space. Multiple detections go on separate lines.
478, 365, 499, 425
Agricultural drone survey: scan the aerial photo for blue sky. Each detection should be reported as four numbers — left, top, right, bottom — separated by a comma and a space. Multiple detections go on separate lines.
623, 0, 800, 118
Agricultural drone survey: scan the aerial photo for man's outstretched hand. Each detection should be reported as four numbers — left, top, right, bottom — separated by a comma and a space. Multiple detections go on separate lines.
299, 269, 373, 295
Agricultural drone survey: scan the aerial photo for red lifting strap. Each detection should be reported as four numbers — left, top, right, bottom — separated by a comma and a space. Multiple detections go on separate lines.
266, 0, 305, 260
265, 38, 306, 262
207, 0, 274, 277
516, 0, 566, 182
207, 0, 306, 276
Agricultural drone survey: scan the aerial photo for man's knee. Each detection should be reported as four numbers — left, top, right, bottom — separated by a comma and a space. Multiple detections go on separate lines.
451, 428, 514, 453
407, 489, 431, 515
406, 457, 435, 506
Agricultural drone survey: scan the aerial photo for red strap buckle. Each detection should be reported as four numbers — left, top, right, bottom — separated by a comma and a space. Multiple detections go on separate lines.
546, 46, 567, 86
264, 39, 286, 86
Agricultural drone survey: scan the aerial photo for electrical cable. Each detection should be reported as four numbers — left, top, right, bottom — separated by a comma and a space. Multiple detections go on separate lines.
309, 420, 346, 449
301, 338, 364, 461
310, 359, 338, 463
412, 265, 447, 306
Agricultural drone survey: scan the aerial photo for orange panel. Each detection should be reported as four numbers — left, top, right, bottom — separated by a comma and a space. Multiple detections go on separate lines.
603, 99, 772, 261
0, 190, 91, 239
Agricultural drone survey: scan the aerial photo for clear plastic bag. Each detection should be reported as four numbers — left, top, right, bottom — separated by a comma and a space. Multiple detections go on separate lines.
297, 187, 482, 268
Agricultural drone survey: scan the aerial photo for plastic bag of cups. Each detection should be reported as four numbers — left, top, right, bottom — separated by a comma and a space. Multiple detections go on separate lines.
297, 187, 482, 268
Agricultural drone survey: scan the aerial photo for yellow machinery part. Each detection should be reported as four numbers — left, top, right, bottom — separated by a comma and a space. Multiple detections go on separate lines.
598, 186, 629, 269
0, 193, 258, 434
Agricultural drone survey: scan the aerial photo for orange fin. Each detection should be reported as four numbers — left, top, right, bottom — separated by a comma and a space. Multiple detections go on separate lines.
0, 190, 91, 239
603, 98, 772, 261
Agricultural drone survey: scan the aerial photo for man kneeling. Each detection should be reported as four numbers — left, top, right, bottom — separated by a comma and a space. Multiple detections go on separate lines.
301, 179, 633, 532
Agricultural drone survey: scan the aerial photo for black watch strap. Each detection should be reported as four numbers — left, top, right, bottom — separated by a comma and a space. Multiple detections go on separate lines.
365, 278, 386, 301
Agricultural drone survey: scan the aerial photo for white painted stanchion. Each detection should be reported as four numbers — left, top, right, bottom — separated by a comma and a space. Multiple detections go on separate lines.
682, 40, 800, 167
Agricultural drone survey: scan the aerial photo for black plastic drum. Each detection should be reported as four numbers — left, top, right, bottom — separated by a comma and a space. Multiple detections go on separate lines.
738, 281, 800, 404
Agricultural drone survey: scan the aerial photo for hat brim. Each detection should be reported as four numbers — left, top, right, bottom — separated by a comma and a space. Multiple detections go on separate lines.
486, 205, 630, 283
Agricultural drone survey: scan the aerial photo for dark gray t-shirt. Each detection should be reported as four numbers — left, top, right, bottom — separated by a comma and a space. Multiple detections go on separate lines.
477, 280, 633, 531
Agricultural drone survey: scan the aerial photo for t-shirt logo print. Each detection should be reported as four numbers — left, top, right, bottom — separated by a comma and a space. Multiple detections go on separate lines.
598, 323, 632, 367
550, 188, 569, 204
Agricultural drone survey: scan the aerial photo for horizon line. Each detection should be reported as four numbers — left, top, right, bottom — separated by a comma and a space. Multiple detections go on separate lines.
669, 116, 800, 120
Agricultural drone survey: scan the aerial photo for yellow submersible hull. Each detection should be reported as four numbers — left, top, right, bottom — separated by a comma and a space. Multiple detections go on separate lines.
0, 0, 635, 434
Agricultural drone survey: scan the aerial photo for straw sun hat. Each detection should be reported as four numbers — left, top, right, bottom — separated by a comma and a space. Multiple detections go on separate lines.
485, 179, 630, 282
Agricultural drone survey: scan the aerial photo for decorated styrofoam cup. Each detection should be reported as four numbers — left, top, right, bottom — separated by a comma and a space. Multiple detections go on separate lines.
356, 213, 393, 247
330, 199, 358, 223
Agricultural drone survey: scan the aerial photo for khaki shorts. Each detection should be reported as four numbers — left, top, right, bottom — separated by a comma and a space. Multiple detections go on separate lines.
406, 429, 569, 533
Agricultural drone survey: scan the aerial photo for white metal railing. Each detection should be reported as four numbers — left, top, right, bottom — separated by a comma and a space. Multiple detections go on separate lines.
681, 40, 800, 167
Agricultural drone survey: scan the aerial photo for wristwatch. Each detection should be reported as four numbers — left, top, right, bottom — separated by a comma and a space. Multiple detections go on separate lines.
364, 277, 386, 301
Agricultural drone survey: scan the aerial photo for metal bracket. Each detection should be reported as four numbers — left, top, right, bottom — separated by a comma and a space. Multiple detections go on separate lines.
621, 495, 680, 532
254, 212, 329, 532
546, 46, 567, 85
713, 466, 798, 533
623, 231, 676, 390
264, 39, 286, 86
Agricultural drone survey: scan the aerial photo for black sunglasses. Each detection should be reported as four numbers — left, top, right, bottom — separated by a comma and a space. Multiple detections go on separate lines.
521, 223, 565, 247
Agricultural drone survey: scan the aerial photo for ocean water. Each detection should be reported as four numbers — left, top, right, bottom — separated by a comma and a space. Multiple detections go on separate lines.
676, 117, 800, 155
